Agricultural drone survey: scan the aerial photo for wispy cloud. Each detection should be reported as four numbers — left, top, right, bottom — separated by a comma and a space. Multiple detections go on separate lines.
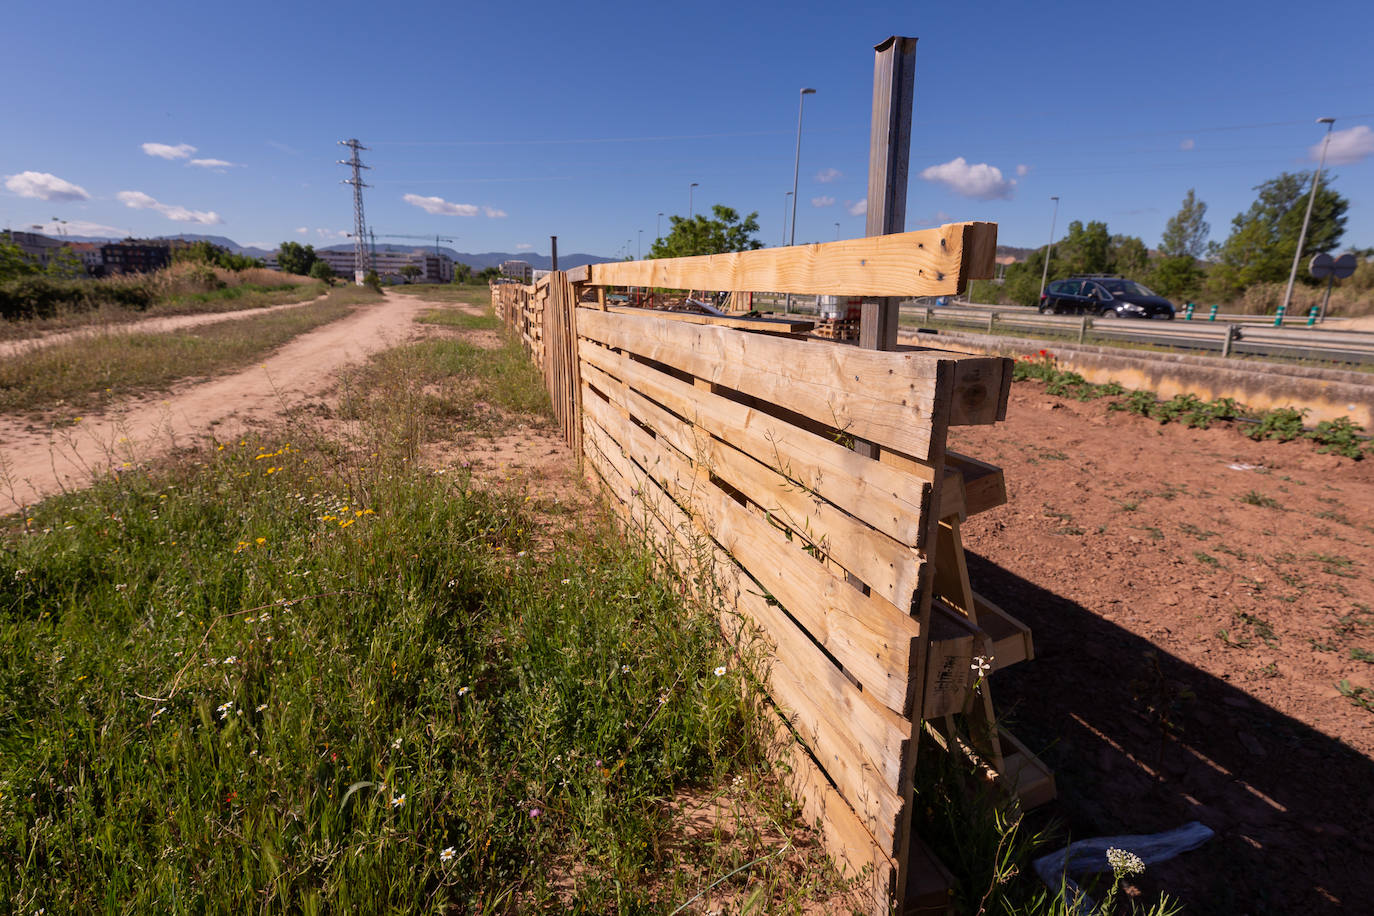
814, 167, 842, 183
919, 157, 1015, 200
294, 226, 309, 235
4, 170, 91, 202
515, 243, 533, 251
32, 218, 124, 236
1015, 163, 1030, 176
314, 229, 349, 240
142, 142, 197, 160
846, 198, 867, 217
914, 210, 955, 227
116, 190, 222, 224
811, 195, 835, 208
1318, 125, 1374, 165
189, 158, 238, 170
1179, 138, 1195, 151
404, 193, 478, 216
483, 206, 508, 218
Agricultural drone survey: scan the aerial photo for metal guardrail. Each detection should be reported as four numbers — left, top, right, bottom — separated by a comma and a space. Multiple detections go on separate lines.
901, 304, 1374, 366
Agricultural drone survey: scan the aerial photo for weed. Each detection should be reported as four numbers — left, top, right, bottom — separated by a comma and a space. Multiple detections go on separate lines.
1337, 681, 1374, 713
1247, 406, 1307, 442
1178, 523, 1217, 540
1258, 662, 1281, 678
1306, 417, 1368, 458
1236, 612, 1279, 646
1240, 490, 1281, 509
1351, 647, 1374, 664
1308, 638, 1337, 652
1193, 550, 1221, 568
1111, 389, 1159, 417
1217, 628, 1252, 649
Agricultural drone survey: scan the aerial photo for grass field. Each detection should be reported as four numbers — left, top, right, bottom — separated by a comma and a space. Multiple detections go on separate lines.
0, 285, 378, 415
0, 300, 1180, 914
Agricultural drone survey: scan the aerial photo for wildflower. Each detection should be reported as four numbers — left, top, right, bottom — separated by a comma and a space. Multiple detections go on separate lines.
255, 537, 266, 545
114, 583, 127, 592
970, 656, 993, 676
561, 578, 571, 585
1106, 847, 1145, 876
217, 701, 234, 719
621, 665, 630, 674
440, 846, 456, 863
391, 794, 406, 809
223, 656, 238, 665
153, 707, 168, 719
256, 704, 268, 712
339, 519, 355, 529
713, 665, 727, 677
658, 694, 668, 706
529, 807, 542, 818
392, 737, 402, 749
458, 686, 470, 698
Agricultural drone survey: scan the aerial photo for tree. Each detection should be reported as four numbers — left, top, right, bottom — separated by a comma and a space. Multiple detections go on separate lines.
477, 266, 501, 283
363, 270, 382, 291
277, 241, 317, 276
1111, 235, 1150, 279
452, 262, 473, 284
1159, 189, 1210, 259
308, 260, 335, 285
1055, 220, 1114, 275
399, 264, 422, 284
648, 205, 762, 259
0, 240, 41, 281
1209, 171, 1348, 296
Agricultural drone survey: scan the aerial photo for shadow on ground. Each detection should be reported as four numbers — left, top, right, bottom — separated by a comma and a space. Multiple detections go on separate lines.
972, 550, 1374, 914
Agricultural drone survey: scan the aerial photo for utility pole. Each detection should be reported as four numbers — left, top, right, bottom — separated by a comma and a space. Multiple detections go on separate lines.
1038, 196, 1060, 302
689, 183, 699, 219
782, 191, 793, 246
337, 139, 372, 285
550, 235, 558, 272
1281, 117, 1337, 317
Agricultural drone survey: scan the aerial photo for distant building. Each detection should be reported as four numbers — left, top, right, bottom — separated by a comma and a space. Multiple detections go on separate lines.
68, 242, 104, 275
2, 230, 65, 267
500, 259, 533, 283
313, 247, 453, 284
101, 240, 173, 275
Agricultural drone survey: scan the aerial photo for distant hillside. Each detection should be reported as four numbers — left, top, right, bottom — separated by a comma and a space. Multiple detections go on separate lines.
996, 244, 1035, 262
319, 244, 614, 271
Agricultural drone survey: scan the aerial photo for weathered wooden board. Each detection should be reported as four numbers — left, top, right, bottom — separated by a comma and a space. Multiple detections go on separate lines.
588, 222, 997, 297
579, 338, 934, 548
605, 305, 815, 334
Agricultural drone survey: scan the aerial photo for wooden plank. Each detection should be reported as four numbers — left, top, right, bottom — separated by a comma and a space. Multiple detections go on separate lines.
948, 356, 1013, 426
943, 451, 1007, 517
578, 307, 944, 460
565, 264, 591, 283
924, 603, 977, 719
958, 222, 999, 294
582, 415, 912, 847
588, 222, 998, 297
582, 358, 923, 609
582, 388, 921, 715
904, 832, 955, 915
579, 338, 933, 548
605, 305, 815, 334
973, 591, 1034, 669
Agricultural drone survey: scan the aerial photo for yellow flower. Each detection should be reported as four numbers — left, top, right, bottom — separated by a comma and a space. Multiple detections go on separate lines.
339, 519, 355, 529
255, 537, 266, 545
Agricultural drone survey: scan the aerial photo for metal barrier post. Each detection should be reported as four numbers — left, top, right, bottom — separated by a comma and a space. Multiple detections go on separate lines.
1208, 304, 1218, 321
1079, 315, 1088, 344
1222, 324, 1239, 358
1307, 305, 1319, 327
1184, 301, 1195, 320
1274, 304, 1286, 327
988, 312, 997, 333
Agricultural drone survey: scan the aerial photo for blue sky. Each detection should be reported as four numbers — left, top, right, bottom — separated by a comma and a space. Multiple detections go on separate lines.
4, 0, 1372, 260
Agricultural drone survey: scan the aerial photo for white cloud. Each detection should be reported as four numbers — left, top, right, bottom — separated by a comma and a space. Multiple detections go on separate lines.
919, 157, 1016, 200
811, 195, 835, 208
1318, 125, 1374, 165
314, 228, 349, 240
915, 210, 955, 227
515, 243, 533, 251
116, 190, 222, 224
4, 170, 91, 202
483, 206, 508, 218
32, 218, 125, 236
1015, 163, 1030, 176
1179, 138, 1195, 151
295, 226, 309, 235
814, 167, 842, 183
404, 193, 479, 216
142, 142, 197, 160
189, 158, 237, 169
846, 198, 867, 217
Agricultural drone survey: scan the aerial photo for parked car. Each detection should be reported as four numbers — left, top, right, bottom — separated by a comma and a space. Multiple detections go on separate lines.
1039, 276, 1176, 319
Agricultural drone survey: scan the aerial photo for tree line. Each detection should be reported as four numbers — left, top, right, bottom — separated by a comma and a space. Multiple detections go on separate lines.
988, 169, 1366, 309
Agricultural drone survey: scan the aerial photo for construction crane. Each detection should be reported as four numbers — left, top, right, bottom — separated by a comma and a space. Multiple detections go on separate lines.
373, 233, 455, 256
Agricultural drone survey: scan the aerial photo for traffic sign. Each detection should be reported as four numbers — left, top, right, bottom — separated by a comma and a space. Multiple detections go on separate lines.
1310, 252, 1356, 279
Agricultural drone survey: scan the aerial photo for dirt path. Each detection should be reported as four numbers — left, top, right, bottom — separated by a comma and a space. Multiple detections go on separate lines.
949, 383, 1374, 913
0, 292, 327, 359
0, 290, 447, 514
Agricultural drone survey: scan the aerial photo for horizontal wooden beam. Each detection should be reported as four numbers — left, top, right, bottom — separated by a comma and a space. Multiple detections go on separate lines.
605, 305, 814, 334
588, 221, 997, 296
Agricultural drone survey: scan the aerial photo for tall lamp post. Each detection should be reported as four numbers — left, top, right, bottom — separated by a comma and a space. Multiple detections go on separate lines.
656, 211, 663, 241
786, 87, 817, 312
781, 191, 793, 246
1038, 195, 1060, 302
1281, 117, 1337, 318
637, 229, 643, 260
689, 183, 699, 219
834, 221, 840, 240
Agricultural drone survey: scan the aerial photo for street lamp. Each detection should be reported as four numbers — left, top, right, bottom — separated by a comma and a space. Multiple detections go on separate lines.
1281, 117, 1337, 317
1038, 196, 1060, 302
689, 183, 699, 219
656, 212, 664, 240
834, 221, 840, 240
782, 191, 793, 246
786, 87, 817, 312
638, 229, 643, 260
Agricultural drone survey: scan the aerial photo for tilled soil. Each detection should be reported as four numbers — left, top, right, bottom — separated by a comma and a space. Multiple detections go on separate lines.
949, 382, 1374, 914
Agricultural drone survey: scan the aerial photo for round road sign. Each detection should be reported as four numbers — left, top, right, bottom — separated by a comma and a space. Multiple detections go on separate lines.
1310, 252, 1357, 279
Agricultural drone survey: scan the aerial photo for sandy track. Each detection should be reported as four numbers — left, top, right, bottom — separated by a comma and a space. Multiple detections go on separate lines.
0, 292, 326, 359
0, 290, 440, 514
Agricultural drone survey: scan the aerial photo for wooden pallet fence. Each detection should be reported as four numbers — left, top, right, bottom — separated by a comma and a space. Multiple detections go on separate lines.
492, 225, 1048, 916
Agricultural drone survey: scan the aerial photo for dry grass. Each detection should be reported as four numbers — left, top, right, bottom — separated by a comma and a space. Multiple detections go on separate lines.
0, 284, 379, 415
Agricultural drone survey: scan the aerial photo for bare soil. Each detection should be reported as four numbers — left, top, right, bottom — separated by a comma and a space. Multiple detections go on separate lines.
949, 382, 1374, 914
0, 290, 429, 514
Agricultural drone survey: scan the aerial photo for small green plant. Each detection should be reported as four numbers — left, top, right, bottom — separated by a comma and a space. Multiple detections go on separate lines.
1217, 627, 1252, 648
1308, 638, 1337, 652
1110, 389, 1158, 417
1350, 647, 1374, 664
1178, 523, 1217, 539
1306, 417, 1368, 458
1240, 490, 1281, 509
1236, 611, 1279, 646
1337, 680, 1374, 712
1247, 406, 1307, 442
1193, 550, 1221, 568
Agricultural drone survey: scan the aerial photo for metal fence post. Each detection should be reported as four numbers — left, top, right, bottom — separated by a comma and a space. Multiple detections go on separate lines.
1079, 315, 1088, 344
1222, 324, 1239, 358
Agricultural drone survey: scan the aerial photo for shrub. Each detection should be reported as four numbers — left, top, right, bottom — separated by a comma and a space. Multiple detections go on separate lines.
1306, 417, 1368, 459
1247, 407, 1307, 442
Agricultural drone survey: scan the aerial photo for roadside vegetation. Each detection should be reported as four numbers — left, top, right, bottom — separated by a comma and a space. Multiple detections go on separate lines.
1013, 351, 1372, 458
0, 284, 378, 415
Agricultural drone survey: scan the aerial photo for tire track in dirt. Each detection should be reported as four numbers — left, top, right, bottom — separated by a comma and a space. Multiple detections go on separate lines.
0, 290, 455, 514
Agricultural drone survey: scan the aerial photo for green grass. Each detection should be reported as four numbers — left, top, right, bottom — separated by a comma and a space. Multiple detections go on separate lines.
0, 285, 377, 415
391, 282, 494, 311
416, 308, 501, 332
